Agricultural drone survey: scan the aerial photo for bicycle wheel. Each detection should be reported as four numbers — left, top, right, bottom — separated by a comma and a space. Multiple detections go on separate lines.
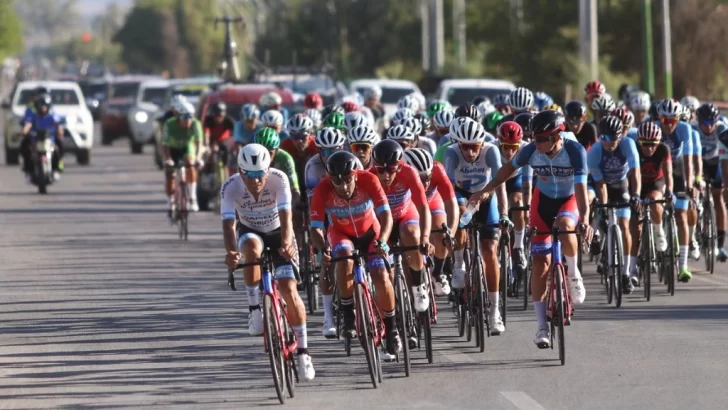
666, 216, 677, 296
263, 294, 286, 403
523, 256, 530, 310
474, 258, 487, 352
303, 232, 318, 314
603, 246, 613, 305
554, 264, 567, 366
612, 225, 624, 308
421, 308, 433, 364
642, 219, 653, 301
282, 307, 296, 398
394, 269, 411, 377
355, 283, 379, 388
703, 199, 716, 274
498, 238, 509, 326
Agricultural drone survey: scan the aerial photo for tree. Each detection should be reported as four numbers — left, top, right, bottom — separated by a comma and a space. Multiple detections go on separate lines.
0, 0, 24, 60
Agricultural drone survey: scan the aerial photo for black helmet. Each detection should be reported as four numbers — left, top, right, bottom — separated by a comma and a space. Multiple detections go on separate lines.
455, 104, 482, 122
648, 100, 661, 120
514, 112, 534, 132
531, 110, 565, 136
598, 115, 624, 138
34, 93, 52, 109
696, 103, 720, 122
564, 100, 587, 119
471, 96, 489, 106
326, 151, 359, 179
414, 112, 431, 135
372, 139, 404, 166
321, 104, 345, 119
211, 101, 227, 115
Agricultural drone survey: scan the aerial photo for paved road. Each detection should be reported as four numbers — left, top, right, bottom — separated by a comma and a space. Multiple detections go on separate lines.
1, 132, 728, 409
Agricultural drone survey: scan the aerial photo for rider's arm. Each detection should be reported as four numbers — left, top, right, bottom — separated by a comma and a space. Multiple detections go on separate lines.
282, 152, 301, 204
485, 145, 508, 216
202, 117, 211, 147
220, 179, 239, 254
193, 120, 204, 161
522, 164, 533, 206
277, 173, 295, 255
309, 178, 329, 252
432, 163, 459, 233
569, 141, 590, 225
405, 165, 431, 241
162, 120, 172, 160
625, 138, 641, 196
663, 145, 674, 193
681, 124, 694, 189
477, 142, 530, 197
365, 172, 393, 244
692, 128, 702, 183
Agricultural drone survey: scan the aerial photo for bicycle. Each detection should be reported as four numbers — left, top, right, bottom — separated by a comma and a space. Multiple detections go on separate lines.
172, 163, 189, 241
458, 222, 491, 352
506, 205, 530, 306
530, 227, 581, 366
389, 244, 421, 376
227, 248, 299, 404
635, 198, 668, 301
658, 199, 678, 296
695, 180, 717, 274
297, 202, 320, 314
328, 249, 385, 388
595, 202, 631, 308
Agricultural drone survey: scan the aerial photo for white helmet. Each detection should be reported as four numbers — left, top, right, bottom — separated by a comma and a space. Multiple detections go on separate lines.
364, 85, 382, 100
408, 92, 426, 111
238, 143, 271, 171
680, 95, 700, 112
347, 125, 379, 145
401, 117, 422, 136
391, 108, 415, 125
315, 127, 346, 148
259, 91, 282, 107
403, 148, 434, 175
177, 101, 195, 116
261, 110, 283, 127
433, 109, 455, 129
303, 108, 322, 127
452, 119, 486, 143
477, 101, 495, 118
344, 111, 369, 130
287, 113, 314, 133
509, 87, 534, 111
449, 116, 475, 136
397, 95, 419, 111
386, 124, 415, 141
658, 99, 681, 118
170, 94, 187, 107
629, 92, 651, 111
591, 95, 616, 113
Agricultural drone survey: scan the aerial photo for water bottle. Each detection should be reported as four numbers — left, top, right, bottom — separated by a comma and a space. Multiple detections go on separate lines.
459, 202, 479, 227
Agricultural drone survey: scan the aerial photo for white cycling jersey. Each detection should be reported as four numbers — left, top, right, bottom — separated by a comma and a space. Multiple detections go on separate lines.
443, 141, 501, 193
417, 136, 437, 155
220, 169, 291, 233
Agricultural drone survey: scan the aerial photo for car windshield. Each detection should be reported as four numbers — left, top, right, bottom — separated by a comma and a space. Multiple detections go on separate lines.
141, 87, 167, 105
446, 87, 514, 106
111, 82, 140, 99
83, 83, 107, 100
17, 88, 80, 106
355, 86, 415, 104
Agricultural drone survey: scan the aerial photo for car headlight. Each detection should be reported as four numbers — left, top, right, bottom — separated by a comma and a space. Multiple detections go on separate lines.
135, 111, 149, 123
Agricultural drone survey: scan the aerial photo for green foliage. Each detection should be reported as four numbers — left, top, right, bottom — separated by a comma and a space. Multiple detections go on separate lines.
0, 0, 24, 60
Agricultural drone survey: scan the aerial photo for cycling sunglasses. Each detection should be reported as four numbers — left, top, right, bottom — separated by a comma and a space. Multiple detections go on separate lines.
660, 117, 678, 125
638, 140, 660, 146
290, 132, 310, 140
500, 142, 520, 150
458, 143, 481, 152
320, 147, 343, 156
599, 134, 620, 142
374, 164, 400, 174
350, 143, 372, 152
179, 114, 193, 120
331, 174, 356, 186
701, 119, 717, 127
243, 170, 266, 179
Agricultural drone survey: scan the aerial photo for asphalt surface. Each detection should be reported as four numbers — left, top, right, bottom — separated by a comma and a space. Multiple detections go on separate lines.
1, 125, 728, 409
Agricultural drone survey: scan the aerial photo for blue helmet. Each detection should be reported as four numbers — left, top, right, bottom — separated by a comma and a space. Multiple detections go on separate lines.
241, 104, 260, 120
534, 91, 554, 111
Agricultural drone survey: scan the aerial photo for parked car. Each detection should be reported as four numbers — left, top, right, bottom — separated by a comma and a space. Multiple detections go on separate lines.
349, 78, 421, 117
100, 75, 161, 146
434, 78, 516, 106
2, 80, 94, 165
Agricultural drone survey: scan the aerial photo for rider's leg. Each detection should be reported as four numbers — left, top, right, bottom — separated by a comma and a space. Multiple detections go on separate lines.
240, 233, 264, 335
399, 217, 428, 312
368, 253, 400, 355
183, 152, 199, 209
713, 187, 726, 252
676, 195, 691, 279
430, 209, 450, 295
687, 199, 699, 258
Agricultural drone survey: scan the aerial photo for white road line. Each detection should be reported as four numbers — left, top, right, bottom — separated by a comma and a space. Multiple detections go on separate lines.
500, 391, 547, 410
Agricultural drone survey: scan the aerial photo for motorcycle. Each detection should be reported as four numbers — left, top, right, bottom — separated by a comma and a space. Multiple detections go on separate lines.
29, 129, 55, 194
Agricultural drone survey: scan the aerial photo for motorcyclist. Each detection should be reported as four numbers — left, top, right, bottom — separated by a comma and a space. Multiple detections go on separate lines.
20, 93, 64, 182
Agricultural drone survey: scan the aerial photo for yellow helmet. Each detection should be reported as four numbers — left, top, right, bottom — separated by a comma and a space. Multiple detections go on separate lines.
543, 103, 562, 113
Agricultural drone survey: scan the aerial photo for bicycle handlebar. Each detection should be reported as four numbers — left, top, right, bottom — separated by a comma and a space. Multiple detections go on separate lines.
509, 205, 530, 212
594, 202, 632, 209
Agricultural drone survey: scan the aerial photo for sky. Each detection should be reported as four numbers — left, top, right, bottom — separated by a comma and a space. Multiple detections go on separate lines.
77, 0, 133, 20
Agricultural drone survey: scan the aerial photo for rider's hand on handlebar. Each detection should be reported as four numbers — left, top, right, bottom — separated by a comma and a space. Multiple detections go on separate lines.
373, 240, 390, 258
420, 237, 434, 256
579, 223, 594, 246
225, 251, 241, 270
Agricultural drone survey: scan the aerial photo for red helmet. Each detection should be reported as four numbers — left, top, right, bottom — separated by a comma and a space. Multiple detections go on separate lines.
341, 101, 359, 113
497, 121, 524, 144
584, 80, 605, 100
304, 92, 323, 109
611, 106, 635, 129
638, 121, 662, 142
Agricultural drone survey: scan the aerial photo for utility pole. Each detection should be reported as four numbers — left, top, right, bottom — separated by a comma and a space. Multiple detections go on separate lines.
428, 0, 444, 75
579, 0, 598, 80
421, 0, 430, 72
453, 0, 466, 70
661, 0, 673, 98
642, 0, 655, 95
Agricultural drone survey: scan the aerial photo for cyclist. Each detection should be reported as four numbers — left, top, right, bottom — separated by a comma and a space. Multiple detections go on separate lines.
222, 143, 315, 381
305, 127, 360, 336
390, 108, 415, 128
162, 101, 203, 214
347, 125, 379, 170
475, 109, 592, 348
304, 108, 323, 129
203, 101, 236, 176
509, 87, 534, 114
344, 111, 370, 134
485, 111, 504, 136
492, 93, 511, 115
565, 100, 598, 154
398, 119, 437, 155
513, 112, 534, 142
584, 80, 606, 110
20, 93, 64, 182
543, 103, 563, 113
309, 150, 399, 360
370, 140, 433, 326
496, 121, 533, 273
681, 96, 700, 121
259, 91, 289, 124
613, 106, 638, 141
323, 111, 346, 131
591, 94, 616, 125
427, 100, 448, 118
254, 128, 300, 205
404, 148, 458, 296
260, 109, 290, 139
629, 122, 672, 266
533, 91, 554, 112
443, 120, 509, 335
587, 116, 642, 293
363, 86, 386, 124
158, 95, 187, 125
397, 95, 420, 114
680, 104, 703, 260
695, 103, 728, 261
341, 100, 359, 114
429, 109, 455, 146
657, 99, 695, 282
303, 92, 323, 110
280, 114, 318, 190
233, 104, 261, 146
629, 92, 651, 126
414, 112, 432, 137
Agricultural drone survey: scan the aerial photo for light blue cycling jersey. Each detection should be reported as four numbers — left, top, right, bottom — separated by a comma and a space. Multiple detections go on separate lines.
690, 124, 701, 159
513, 139, 587, 199
233, 122, 260, 145
444, 142, 501, 195
625, 127, 639, 142
657, 120, 693, 174
694, 122, 727, 162
586, 138, 640, 185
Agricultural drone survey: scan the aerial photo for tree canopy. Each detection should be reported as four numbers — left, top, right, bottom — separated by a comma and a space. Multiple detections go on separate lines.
0, 0, 24, 61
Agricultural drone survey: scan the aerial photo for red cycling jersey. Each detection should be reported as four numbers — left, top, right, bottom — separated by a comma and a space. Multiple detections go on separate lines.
370, 163, 428, 223
203, 115, 235, 142
280, 137, 318, 162
426, 161, 456, 202
309, 170, 390, 237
